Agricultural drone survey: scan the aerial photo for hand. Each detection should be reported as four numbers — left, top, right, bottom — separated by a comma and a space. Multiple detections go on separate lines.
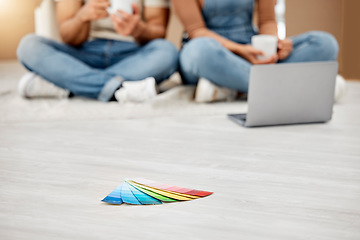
235, 44, 278, 65
277, 38, 293, 60
77, 0, 110, 22
110, 3, 144, 37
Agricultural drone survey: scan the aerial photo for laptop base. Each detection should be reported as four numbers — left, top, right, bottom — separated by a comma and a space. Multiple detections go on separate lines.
227, 113, 247, 126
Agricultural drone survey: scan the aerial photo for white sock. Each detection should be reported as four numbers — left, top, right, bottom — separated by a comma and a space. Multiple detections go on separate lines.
115, 77, 157, 103
18, 72, 69, 98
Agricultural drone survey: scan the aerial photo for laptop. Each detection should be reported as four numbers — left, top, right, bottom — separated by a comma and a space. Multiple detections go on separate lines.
228, 61, 338, 127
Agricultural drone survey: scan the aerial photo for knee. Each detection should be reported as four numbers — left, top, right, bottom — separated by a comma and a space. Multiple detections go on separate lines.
143, 39, 179, 80
147, 39, 178, 60
180, 37, 223, 71
148, 39, 179, 69
181, 37, 222, 62
17, 34, 44, 63
308, 31, 339, 60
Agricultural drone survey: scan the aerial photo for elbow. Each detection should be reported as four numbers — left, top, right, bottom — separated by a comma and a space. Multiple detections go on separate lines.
158, 29, 167, 39
59, 34, 72, 45
62, 37, 84, 47
157, 24, 167, 39
59, 31, 85, 47
58, 23, 87, 46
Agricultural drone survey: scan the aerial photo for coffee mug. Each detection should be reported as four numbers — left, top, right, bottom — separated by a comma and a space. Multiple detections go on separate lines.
109, 0, 134, 14
251, 35, 278, 60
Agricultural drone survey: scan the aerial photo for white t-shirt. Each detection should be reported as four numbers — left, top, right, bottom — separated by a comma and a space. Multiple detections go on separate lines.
55, 0, 169, 42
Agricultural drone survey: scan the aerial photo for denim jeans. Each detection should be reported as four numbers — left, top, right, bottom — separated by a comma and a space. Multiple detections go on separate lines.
17, 34, 179, 101
180, 0, 339, 92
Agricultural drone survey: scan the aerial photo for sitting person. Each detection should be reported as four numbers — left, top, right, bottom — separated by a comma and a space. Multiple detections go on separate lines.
171, 0, 343, 103
17, 0, 178, 103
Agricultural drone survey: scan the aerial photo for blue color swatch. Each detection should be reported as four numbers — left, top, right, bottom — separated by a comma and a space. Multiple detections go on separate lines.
120, 182, 141, 205
102, 183, 123, 204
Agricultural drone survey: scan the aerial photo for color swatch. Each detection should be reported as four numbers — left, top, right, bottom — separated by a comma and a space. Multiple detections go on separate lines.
102, 178, 213, 205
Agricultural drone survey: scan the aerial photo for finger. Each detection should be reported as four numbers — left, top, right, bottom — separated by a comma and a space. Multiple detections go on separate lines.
92, 11, 108, 20
256, 55, 278, 64
114, 21, 125, 32
247, 45, 265, 56
265, 57, 278, 64
252, 49, 265, 56
270, 55, 279, 63
94, 1, 111, 9
116, 13, 131, 23
279, 54, 286, 60
285, 40, 293, 48
111, 14, 124, 26
111, 12, 127, 23
252, 59, 263, 65
90, 0, 109, 5
283, 44, 292, 49
115, 11, 131, 22
270, 53, 279, 61
96, 8, 109, 16
110, 14, 119, 24
248, 55, 270, 65
278, 42, 291, 51
281, 40, 291, 47
278, 50, 289, 60
282, 48, 292, 54
132, 3, 140, 15
278, 51, 284, 59
248, 56, 259, 65
112, 14, 125, 25
253, 47, 265, 56
95, 11, 109, 19
117, 9, 131, 19
256, 60, 275, 65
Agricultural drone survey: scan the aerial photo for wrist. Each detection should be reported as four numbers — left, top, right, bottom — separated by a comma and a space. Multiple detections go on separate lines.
132, 20, 146, 38
230, 43, 244, 55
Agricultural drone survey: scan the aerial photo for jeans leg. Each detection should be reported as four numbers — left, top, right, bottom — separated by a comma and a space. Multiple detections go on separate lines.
280, 31, 339, 63
17, 34, 121, 101
105, 39, 179, 83
180, 37, 251, 92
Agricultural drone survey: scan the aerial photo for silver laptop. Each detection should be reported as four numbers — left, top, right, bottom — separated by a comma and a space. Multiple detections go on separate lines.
228, 61, 338, 127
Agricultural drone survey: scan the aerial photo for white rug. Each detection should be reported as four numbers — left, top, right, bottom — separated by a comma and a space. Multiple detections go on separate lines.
0, 61, 246, 123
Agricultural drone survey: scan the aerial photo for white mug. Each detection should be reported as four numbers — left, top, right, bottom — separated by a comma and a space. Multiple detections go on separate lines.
108, 0, 134, 14
251, 35, 278, 60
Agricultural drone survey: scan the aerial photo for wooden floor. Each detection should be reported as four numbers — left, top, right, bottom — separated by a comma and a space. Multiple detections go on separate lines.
1, 62, 360, 240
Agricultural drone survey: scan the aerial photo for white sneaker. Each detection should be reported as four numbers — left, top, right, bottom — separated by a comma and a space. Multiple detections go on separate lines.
334, 74, 347, 102
114, 77, 158, 103
194, 78, 237, 103
18, 72, 69, 98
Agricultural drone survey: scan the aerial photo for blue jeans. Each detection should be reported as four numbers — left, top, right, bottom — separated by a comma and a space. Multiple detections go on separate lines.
180, 32, 339, 93
180, 0, 339, 92
17, 34, 179, 101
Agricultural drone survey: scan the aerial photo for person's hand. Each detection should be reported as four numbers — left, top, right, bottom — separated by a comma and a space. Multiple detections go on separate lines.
277, 38, 293, 60
235, 44, 278, 65
110, 3, 144, 37
77, 0, 110, 22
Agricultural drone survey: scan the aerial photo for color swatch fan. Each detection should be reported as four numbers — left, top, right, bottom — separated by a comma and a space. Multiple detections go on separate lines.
102, 178, 213, 205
